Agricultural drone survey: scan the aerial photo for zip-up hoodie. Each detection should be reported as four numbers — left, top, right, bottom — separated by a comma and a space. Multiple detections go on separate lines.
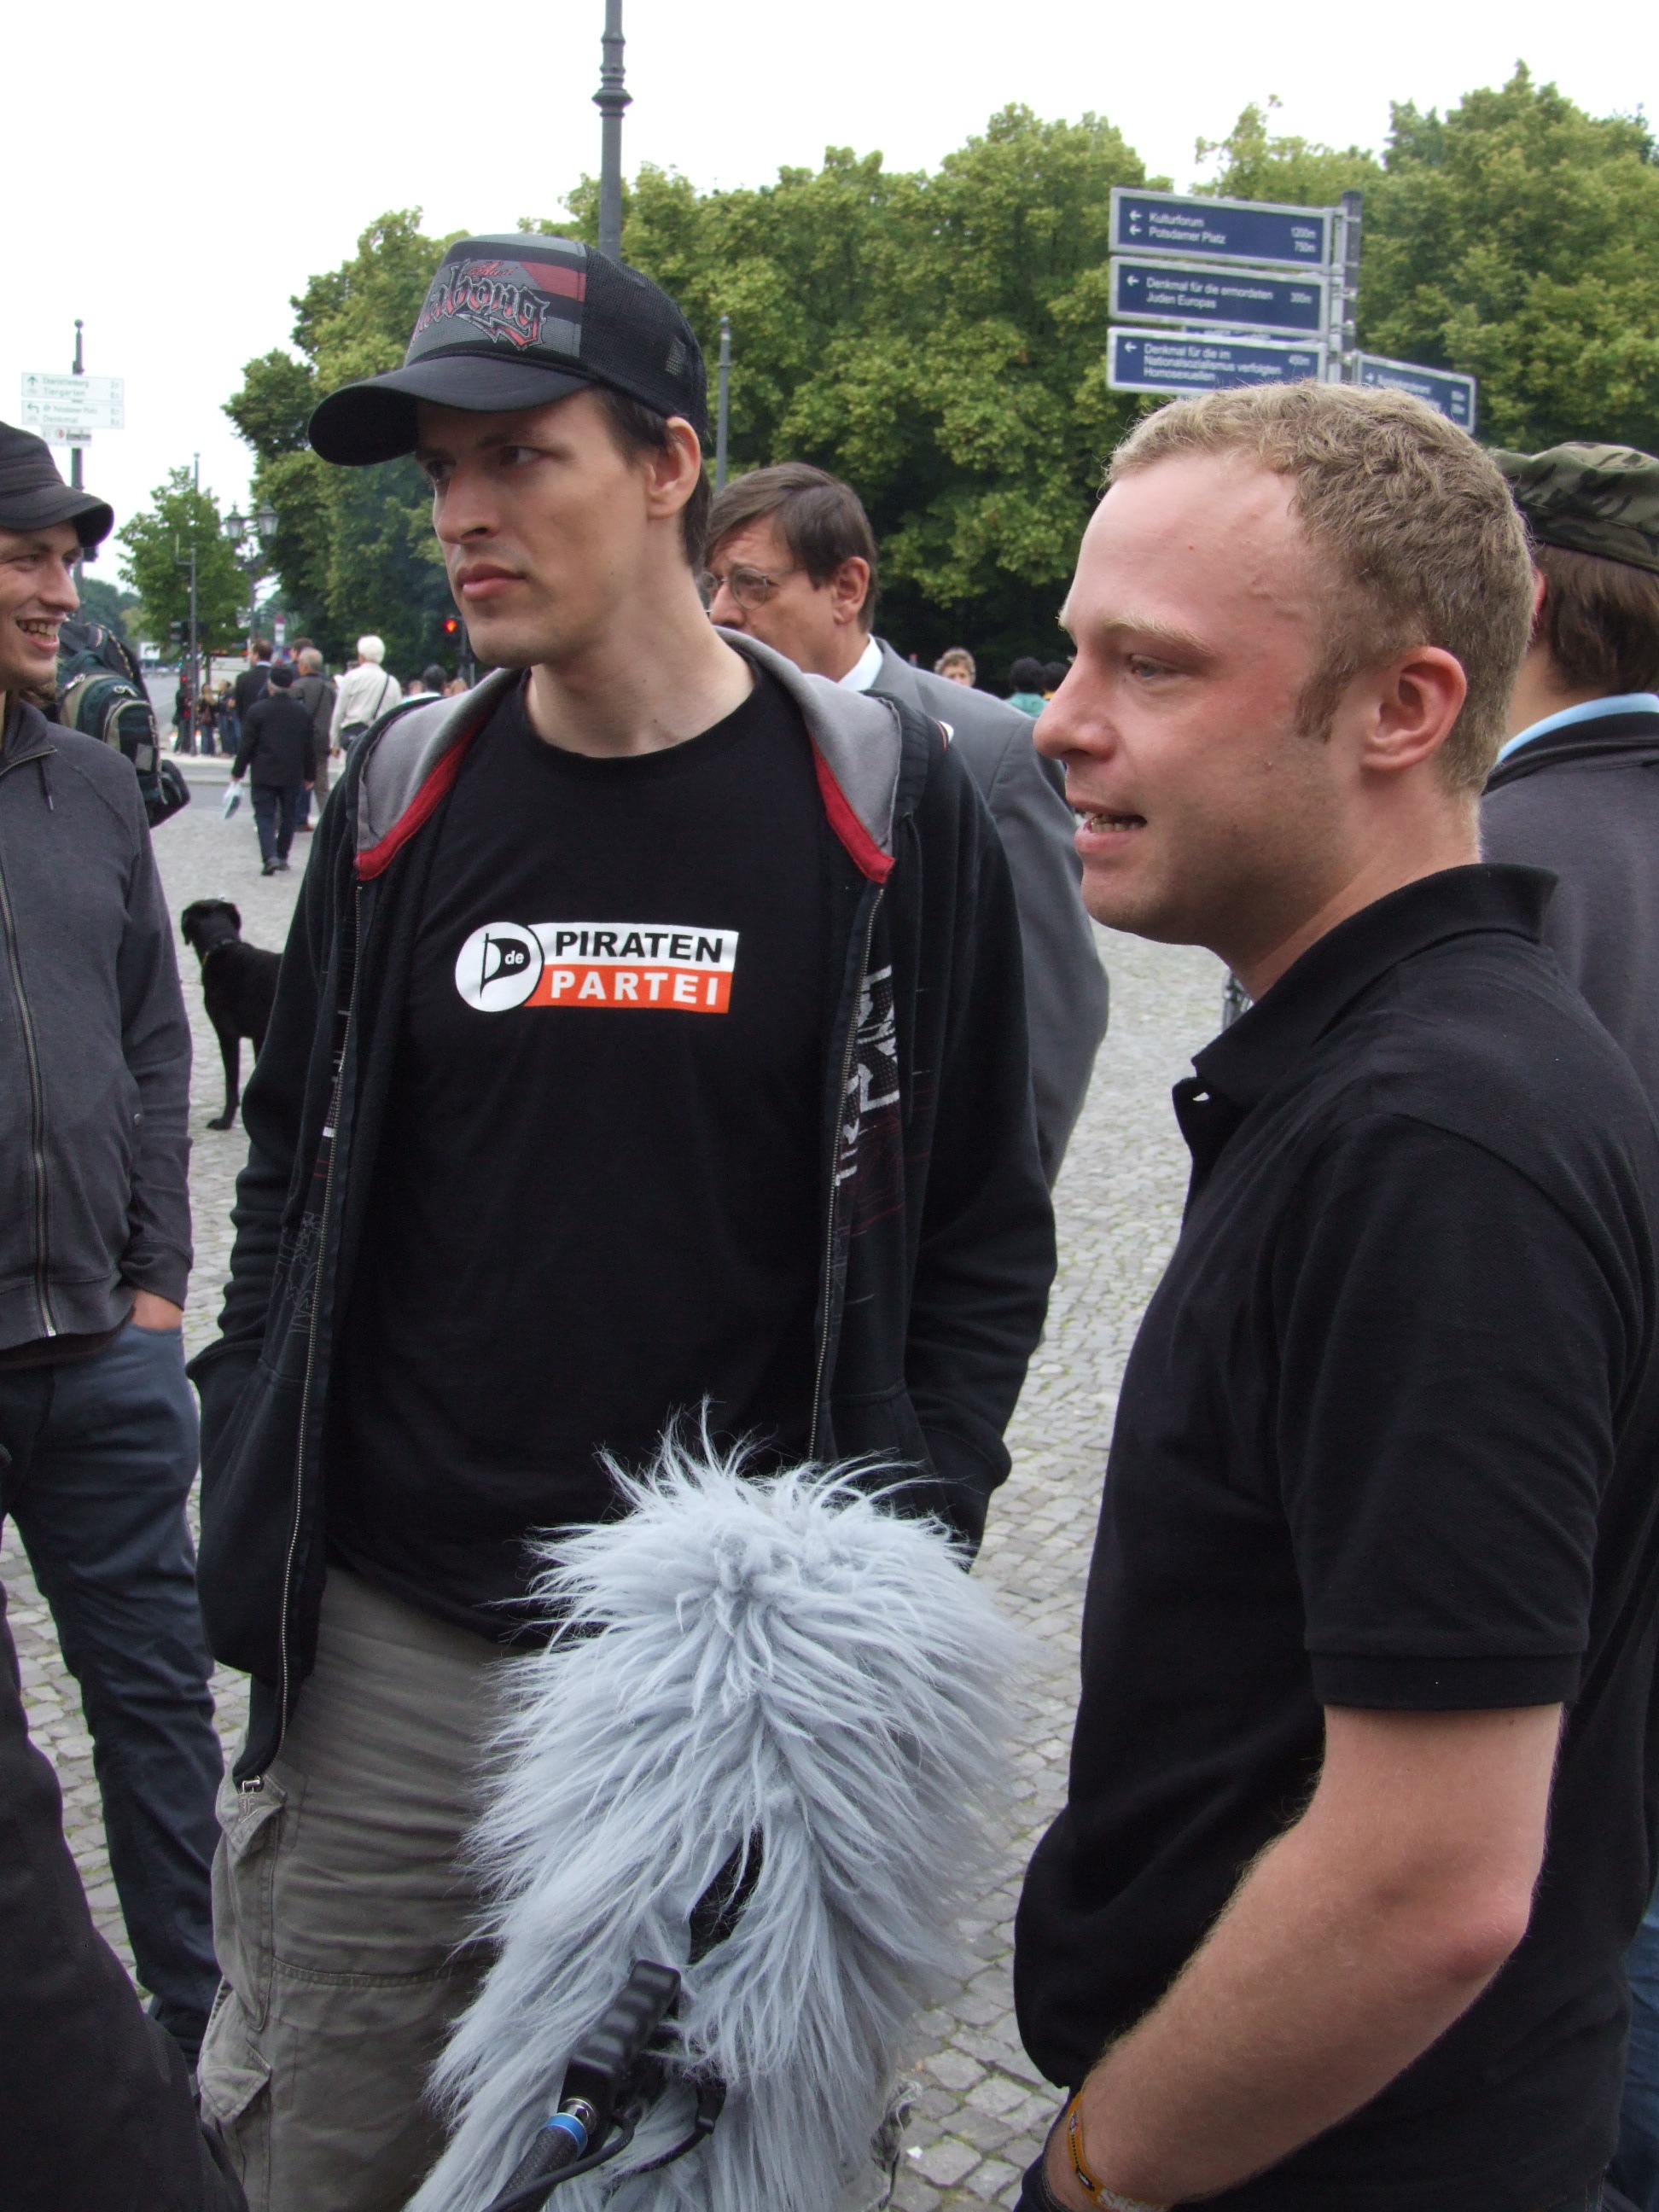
0, 697, 192, 1348
189, 635, 1055, 1781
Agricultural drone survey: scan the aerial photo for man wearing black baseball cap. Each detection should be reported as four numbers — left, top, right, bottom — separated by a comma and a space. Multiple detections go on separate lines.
192, 239, 1052, 2207
0, 423, 225, 2101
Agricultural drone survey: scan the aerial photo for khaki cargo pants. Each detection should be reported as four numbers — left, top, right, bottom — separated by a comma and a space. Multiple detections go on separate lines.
198, 1569, 506, 2212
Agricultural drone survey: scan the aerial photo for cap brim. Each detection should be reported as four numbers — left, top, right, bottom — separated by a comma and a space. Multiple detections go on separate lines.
0, 483, 114, 549
308, 354, 593, 466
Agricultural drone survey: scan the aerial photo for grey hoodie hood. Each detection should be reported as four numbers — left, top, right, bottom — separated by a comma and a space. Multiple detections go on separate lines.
353, 632, 912, 887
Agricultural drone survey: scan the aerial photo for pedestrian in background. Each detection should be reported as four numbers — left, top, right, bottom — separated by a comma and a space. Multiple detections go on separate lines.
935, 646, 975, 686
1042, 657, 1068, 697
705, 460, 1109, 1184
330, 632, 401, 754
290, 646, 337, 830
1017, 382, 1659, 2212
215, 678, 240, 755
230, 658, 315, 875
1480, 442, 1659, 2212
0, 422, 224, 2075
233, 637, 271, 721
1008, 656, 1048, 715
172, 674, 195, 754
420, 661, 447, 696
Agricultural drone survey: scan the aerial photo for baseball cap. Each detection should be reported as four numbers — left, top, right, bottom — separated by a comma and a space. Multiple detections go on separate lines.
307, 236, 708, 466
0, 421, 114, 547
1492, 441, 1659, 579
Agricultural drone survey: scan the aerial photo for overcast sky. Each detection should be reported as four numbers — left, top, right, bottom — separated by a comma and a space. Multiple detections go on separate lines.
8, 0, 1655, 584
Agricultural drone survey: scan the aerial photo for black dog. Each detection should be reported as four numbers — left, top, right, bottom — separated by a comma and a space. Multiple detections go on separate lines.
179, 899, 282, 1130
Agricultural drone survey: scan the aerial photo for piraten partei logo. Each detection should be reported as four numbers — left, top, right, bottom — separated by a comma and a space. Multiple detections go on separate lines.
454, 921, 739, 1014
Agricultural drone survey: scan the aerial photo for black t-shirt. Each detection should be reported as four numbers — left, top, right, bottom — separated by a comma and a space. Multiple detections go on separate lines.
1015, 867, 1659, 2211
329, 668, 826, 1639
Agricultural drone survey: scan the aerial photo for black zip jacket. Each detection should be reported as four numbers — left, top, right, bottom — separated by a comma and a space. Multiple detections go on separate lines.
189, 636, 1055, 1780
0, 697, 192, 1348
1482, 704, 1659, 1111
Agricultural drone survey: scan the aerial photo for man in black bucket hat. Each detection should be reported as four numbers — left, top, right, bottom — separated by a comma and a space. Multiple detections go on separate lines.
190, 239, 1053, 2208
0, 418, 114, 550
0, 422, 223, 2088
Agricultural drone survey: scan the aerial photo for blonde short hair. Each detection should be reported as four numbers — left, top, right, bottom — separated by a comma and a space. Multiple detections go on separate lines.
1108, 383, 1534, 791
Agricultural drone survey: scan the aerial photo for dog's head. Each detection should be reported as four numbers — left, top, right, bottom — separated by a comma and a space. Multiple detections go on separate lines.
180, 899, 243, 961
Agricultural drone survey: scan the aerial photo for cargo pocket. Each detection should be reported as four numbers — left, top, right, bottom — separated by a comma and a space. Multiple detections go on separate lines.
211, 1770, 289, 2031
197, 1982, 274, 2206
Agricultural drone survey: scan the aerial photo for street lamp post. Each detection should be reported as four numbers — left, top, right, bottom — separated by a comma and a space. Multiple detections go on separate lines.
224, 499, 279, 661
594, 0, 630, 260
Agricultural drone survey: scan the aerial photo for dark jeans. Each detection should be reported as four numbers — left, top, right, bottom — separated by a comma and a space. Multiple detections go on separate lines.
251, 780, 306, 866
0, 1320, 224, 2056
1014, 2147, 1609, 2211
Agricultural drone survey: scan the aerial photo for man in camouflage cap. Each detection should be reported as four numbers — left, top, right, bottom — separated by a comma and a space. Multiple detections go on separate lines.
1483, 437, 1659, 1100
1482, 441, 1659, 2212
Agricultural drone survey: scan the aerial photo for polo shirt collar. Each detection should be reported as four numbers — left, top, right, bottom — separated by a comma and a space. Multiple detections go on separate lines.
1496, 692, 1659, 765
1190, 864, 1554, 1122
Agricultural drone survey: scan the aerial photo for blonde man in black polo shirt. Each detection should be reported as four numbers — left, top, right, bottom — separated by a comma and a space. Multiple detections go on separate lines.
1016, 383, 1659, 2212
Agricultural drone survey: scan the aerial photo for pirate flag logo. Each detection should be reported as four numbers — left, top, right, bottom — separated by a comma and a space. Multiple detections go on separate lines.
455, 921, 543, 1012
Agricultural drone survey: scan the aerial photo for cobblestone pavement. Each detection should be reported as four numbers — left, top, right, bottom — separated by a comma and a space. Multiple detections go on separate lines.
0, 751, 1224, 2208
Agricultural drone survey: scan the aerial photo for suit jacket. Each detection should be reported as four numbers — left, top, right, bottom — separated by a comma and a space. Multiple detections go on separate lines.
233, 662, 271, 719
871, 640, 1108, 1181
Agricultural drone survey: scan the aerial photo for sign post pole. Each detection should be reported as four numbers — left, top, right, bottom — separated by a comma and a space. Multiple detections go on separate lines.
70, 321, 85, 579
1336, 190, 1363, 384
715, 315, 731, 493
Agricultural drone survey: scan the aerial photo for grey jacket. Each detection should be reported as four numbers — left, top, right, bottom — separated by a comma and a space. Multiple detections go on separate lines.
0, 698, 192, 1348
871, 643, 1109, 1181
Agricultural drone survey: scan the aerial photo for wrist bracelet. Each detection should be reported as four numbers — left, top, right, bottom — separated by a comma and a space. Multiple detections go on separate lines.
1064, 2093, 1170, 2212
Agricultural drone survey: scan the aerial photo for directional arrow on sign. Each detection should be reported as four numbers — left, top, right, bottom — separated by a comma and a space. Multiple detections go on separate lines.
1109, 257, 1327, 338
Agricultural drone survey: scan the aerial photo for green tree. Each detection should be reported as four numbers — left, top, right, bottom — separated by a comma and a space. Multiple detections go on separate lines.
1195, 96, 1382, 207
224, 212, 458, 673
73, 575, 143, 642
1193, 72, 1659, 453
116, 469, 244, 655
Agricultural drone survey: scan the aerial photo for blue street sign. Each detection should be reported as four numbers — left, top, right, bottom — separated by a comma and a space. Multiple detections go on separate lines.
1110, 257, 1326, 338
1110, 187, 1330, 270
1108, 329, 1325, 398
1355, 352, 1478, 432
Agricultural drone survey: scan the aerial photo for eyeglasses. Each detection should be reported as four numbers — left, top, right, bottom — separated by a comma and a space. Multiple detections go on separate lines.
699, 562, 802, 613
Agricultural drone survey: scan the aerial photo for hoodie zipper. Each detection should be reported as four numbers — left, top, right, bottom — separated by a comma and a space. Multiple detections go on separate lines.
809, 889, 881, 1459
255, 882, 358, 1790
0, 834, 56, 1339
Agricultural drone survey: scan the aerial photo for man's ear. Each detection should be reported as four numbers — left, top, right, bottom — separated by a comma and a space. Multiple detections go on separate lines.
643, 418, 706, 526
828, 556, 870, 628
1362, 645, 1468, 777
1529, 566, 1547, 642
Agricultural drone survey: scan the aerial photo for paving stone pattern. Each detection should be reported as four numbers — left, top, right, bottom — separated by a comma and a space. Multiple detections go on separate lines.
0, 752, 1225, 2208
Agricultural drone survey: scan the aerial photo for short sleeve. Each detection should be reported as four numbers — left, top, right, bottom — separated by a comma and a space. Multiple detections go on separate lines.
1272, 1115, 1628, 1709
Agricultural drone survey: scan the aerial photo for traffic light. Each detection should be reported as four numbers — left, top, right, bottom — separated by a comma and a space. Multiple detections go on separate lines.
442, 616, 461, 639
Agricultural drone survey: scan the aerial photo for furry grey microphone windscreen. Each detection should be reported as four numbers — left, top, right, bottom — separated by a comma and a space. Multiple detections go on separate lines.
406, 1432, 1025, 2212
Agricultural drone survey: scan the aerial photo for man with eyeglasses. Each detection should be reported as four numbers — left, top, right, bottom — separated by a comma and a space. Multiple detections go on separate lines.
188, 238, 1054, 2208
704, 463, 1109, 1185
